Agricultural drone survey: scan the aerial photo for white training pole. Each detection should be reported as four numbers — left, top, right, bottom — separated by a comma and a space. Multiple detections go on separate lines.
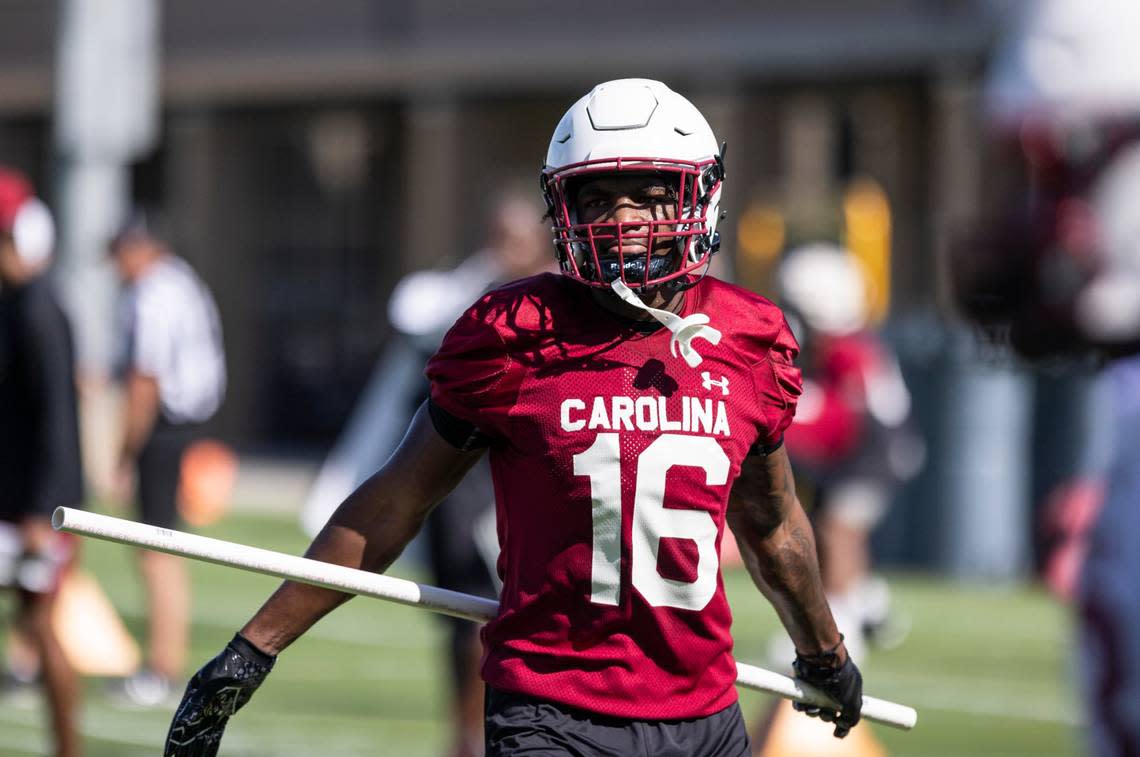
734, 663, 917, 730
53, 507, 917, 731
51, 506, 498, 623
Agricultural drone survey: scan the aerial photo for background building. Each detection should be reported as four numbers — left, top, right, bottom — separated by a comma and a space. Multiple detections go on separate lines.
0, 0, 1007, 444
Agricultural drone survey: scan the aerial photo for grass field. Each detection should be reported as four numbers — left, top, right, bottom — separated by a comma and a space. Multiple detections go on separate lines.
0, 510, 1085, 756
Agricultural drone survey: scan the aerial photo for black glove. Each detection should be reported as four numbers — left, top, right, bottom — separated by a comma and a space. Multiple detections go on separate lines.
792, 642, 863, 738
164, 633, 276, 756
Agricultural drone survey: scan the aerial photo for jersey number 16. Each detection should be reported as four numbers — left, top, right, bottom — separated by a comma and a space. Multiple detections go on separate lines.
573, 433, 729, 611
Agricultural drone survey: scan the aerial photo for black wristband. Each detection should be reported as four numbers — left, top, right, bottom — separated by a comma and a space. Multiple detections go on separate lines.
229, 633, 276, 667
794, 633, 845, 669
749, 435, 784, 457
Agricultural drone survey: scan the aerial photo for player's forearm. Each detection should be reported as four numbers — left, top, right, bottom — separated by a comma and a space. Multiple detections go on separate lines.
728, 448, 845, 658
738, 504, 842, 657
238, 404, 483, 656
239, 473, 430, 655
762, 517, 843, 655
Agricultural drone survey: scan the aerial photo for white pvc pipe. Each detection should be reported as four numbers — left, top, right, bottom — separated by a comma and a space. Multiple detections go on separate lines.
52, 506, 497, 622
734, 662, 918, 730
53, 507, 916, 731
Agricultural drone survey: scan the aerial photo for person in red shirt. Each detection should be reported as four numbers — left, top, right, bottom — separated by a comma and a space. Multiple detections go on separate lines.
777, 244, 924, 663
164, 79, 863, 757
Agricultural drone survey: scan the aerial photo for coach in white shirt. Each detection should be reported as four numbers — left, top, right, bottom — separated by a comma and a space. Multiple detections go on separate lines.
109, 211, 226, 706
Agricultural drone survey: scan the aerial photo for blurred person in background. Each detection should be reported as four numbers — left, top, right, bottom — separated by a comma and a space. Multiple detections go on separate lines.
748, 243, 922, 757
166, 79, 865, 757
387, 189, 553, 757
106, 210, 226, 707
957, 2, 1140, 754
776, 243, 922, 665
0, 166, 84, 757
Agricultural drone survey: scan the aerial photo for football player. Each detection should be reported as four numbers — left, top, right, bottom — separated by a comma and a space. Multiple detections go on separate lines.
164, 79, 863, 757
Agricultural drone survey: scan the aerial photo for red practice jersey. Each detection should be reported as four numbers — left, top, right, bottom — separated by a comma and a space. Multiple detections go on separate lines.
426, 273, 801, 719
784, 332, 915, 480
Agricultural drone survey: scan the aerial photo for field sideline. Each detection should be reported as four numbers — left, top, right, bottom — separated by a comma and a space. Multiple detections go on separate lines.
1, 510, 1083, 756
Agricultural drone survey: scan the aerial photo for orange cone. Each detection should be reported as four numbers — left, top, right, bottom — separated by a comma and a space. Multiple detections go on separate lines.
178, 439, 238, 527
754, 699, 887, 757
52, 570, 141, 676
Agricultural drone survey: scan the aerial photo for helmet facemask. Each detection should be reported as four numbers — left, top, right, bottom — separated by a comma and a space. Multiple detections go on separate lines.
543, 156, 723, 292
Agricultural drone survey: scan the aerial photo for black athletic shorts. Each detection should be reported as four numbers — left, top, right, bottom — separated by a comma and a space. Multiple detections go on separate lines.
137, 416, 201, 529
484, 686, 751, 757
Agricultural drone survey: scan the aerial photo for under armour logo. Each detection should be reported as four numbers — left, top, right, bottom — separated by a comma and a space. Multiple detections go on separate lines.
701, 372, 730, 395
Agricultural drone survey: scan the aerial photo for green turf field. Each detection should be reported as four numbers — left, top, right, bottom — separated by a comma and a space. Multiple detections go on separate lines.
0, 510, 1084, 756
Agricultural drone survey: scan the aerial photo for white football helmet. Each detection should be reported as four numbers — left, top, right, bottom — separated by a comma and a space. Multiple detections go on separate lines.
542, 79, 724, 290
778, 243, 870, 338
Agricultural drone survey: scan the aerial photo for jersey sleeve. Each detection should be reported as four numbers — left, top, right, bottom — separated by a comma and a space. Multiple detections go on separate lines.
753, 319, 804, 449
425, 308, 516, 442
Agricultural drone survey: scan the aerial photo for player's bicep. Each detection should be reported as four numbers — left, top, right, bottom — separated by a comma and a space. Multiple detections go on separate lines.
374, 401, 488, 513
321, 404, 486, 565
727, 444, 798, 541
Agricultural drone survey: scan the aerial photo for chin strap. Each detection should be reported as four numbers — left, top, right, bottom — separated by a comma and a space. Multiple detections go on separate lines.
610, 279, 721, 368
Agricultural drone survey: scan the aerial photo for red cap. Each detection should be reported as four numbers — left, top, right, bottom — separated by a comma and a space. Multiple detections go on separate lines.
0, 166, 34, 234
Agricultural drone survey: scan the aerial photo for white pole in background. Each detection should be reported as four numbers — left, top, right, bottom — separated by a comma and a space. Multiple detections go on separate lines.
53, 507, 918, 732
55, 0, 160, 375
53, 0, 161, 488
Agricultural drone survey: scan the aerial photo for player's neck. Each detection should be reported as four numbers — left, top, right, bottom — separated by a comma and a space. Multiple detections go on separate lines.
589, 284, 685, 323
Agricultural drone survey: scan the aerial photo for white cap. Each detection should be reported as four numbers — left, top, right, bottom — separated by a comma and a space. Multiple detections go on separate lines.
11, 197, 55, 268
